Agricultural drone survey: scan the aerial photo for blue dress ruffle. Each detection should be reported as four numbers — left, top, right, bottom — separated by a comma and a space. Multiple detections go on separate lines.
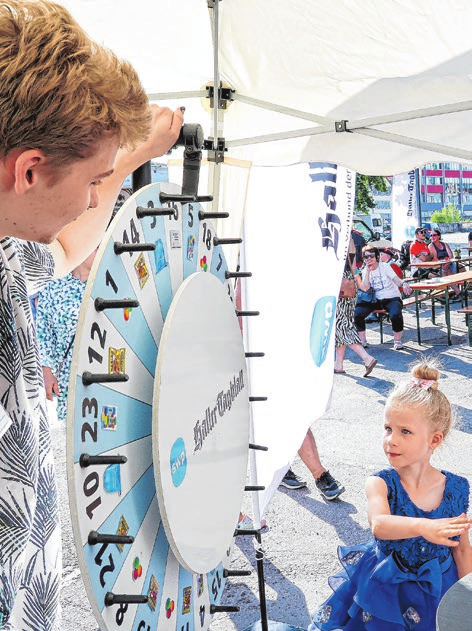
309, 468, 469, 630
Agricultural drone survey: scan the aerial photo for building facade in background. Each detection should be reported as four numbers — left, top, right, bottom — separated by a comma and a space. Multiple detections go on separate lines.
419, 162, 472, 220
371, 163, 472, 229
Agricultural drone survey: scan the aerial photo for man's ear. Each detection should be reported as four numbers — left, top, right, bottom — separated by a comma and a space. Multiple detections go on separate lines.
12, 149, 46, 194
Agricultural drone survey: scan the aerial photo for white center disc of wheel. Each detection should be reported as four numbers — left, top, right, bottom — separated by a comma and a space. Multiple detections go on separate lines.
153, 272, 249, 573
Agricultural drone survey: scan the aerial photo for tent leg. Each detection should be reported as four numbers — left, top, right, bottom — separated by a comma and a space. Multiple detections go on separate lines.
254, 530, 269, 631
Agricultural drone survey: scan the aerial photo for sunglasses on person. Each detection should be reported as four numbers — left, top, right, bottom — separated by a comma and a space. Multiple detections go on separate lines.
364, 253, 376, 259
431, 233, 440, 237
417, 230, 426, 235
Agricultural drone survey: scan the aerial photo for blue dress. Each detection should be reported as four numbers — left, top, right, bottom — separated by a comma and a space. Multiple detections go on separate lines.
309, 468, 469, 630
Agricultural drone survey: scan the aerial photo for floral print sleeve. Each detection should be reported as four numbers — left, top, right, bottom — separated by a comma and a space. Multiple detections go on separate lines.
0, 237, 61, 630
17, 239, 55, 296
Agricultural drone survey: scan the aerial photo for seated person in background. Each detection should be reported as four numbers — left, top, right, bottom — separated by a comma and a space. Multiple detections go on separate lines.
354, 246, 412, 351
410, 227, 436, 279
378, 246, 400, 266
429, 228, 461, 299
469, 231, 472, 247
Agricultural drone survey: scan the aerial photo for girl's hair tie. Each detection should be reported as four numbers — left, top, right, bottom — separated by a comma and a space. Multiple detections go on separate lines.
409, 377, 435, 390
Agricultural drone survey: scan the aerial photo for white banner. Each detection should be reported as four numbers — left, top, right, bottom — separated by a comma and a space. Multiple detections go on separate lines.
241, 163, 355, 516
391, 170, 420, 248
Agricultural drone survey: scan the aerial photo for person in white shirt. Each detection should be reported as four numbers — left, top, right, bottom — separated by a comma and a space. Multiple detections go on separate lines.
354, 246, 412, 351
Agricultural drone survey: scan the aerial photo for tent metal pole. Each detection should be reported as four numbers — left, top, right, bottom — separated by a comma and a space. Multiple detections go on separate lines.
355, 128, 472, 162
232, 93, 332, 124
212, 0, 219, 156
347, 100, 472, 130
147, 90, 207, 101
227, 124, 334, 147
206, 0, 223, 214
227, 123, 472, 163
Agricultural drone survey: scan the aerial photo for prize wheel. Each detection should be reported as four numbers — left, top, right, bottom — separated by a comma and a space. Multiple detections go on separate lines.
67, 182, 250, 631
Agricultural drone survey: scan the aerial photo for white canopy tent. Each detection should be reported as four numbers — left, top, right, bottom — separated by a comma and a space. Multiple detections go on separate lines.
59, 0, 472, 175
59, 0, 472, 516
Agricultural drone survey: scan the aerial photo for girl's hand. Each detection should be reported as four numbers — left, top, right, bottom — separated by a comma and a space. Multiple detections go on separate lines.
420, 514, 472, 546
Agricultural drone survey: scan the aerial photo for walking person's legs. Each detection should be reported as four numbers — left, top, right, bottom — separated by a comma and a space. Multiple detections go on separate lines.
354, 302, 376, 346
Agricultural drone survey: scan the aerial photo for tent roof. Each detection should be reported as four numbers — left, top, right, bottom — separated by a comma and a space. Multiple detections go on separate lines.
60, 0, 472, 174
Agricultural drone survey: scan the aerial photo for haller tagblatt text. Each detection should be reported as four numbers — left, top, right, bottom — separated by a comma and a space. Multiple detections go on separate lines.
193, 370, 245, 453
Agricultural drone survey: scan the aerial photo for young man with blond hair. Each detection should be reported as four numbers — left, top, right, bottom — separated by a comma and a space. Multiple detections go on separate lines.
0, 2, 182, 628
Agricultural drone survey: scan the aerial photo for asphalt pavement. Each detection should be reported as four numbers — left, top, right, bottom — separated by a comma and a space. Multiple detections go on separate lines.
53, 232, 472, 631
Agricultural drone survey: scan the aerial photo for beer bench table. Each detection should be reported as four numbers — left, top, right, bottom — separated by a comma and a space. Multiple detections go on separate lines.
436, 572, 472, 630
414, 256, 472, 275
458, 306, 472, 346
408, 270, 472, 346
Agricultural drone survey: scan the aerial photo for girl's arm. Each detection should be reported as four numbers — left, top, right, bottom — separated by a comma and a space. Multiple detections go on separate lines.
366, 477, 471, 544
445, 242, 454, 259
452, 528, 472, 579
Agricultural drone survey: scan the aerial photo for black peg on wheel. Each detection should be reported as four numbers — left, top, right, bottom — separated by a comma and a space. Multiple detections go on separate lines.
223, 569, 252, 578
213, 237, 242, 246
210, 605, 240, 614
94, 298, 140, 311
195, 195, 213, 203
159, 192, 196, 204
198, 211, 229, 220
236, 310, 260, 317
249, 443, 269, 451
88, 531, 134, 546
136, 206, 176, 218
249, 396, 267, 402
114, 242, 156, 255
104, 593, 148, 606
245, 485, 265, 491
225, 271, 252, 279
80, 454, 127, 467
82, 372, 129, 386
245, 352, 265, 358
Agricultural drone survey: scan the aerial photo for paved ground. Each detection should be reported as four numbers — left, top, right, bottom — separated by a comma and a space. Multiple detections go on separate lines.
52, 232, 472, 631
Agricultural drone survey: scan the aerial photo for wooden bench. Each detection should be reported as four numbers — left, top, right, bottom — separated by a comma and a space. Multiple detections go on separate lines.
457, 306, 472, 346
369, 292, 446, 344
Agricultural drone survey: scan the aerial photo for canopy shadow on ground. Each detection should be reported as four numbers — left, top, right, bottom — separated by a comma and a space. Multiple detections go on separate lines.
216, 535, 313, 630
277, 487, 371, 547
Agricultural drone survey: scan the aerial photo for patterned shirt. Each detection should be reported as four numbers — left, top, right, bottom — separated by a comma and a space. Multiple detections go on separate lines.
36, 274, 87, 421
0, 237, 61, 630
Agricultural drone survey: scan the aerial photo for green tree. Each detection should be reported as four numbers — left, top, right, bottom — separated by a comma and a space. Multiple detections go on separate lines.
355, 174, 388, 214
430, 203, 463, 224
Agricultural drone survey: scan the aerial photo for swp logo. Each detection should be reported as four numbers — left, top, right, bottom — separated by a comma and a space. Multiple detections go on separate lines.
310, 296, 337, 367
170, 438, 187, 487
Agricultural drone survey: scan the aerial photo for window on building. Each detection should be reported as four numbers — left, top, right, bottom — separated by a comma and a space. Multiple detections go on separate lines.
445, 194, 460, 206
426, 193, 442, 203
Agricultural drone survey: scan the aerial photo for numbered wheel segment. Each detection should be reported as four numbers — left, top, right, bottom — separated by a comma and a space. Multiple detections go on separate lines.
67, 182, 245, 631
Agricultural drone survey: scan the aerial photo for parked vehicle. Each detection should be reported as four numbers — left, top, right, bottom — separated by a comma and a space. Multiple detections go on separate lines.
352, 218, 381, 243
